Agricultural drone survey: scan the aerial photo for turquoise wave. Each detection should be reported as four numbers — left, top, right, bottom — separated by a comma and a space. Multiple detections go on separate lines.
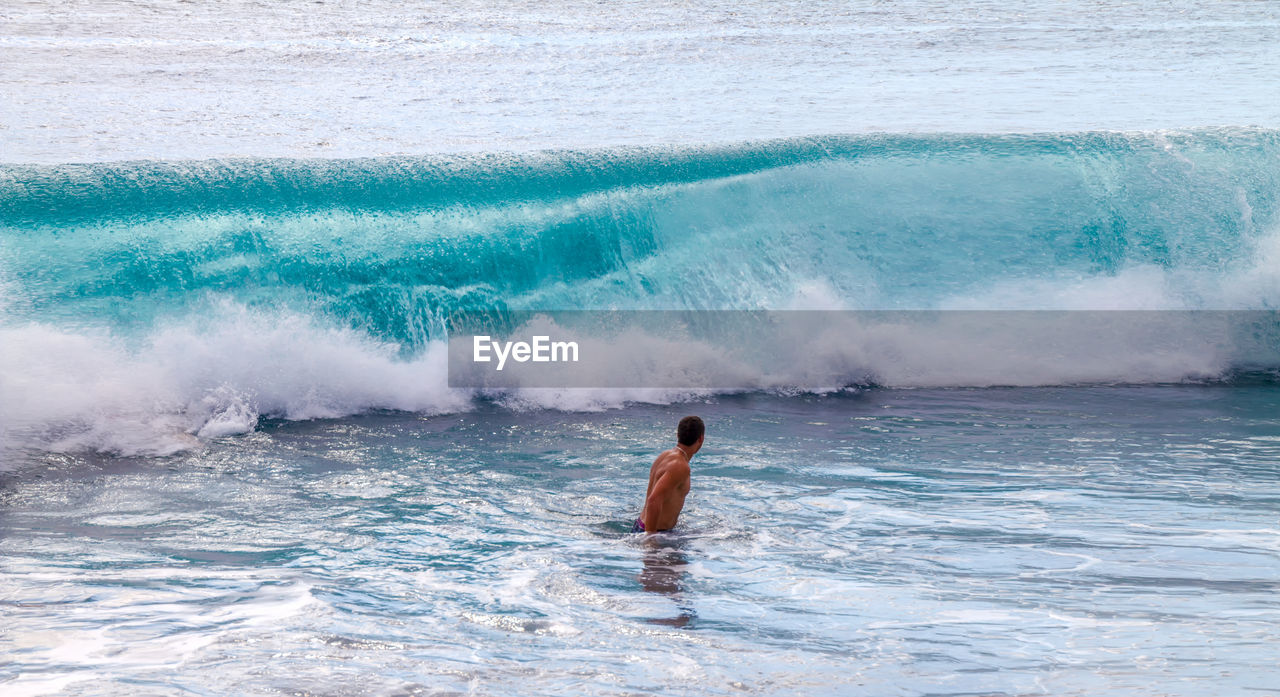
3, 129, 1279, 349
5, 130, 1280, 454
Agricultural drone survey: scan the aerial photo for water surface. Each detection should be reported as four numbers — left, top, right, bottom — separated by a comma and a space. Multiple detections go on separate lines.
3, 388, 1278, 696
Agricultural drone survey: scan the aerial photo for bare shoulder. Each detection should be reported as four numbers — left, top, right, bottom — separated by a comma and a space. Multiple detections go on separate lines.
665, 450, 691, 476
650, 449, 672, 471
653, 449, 689, 474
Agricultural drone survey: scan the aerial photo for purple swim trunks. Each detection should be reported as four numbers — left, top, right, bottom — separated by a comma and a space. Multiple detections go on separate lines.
630, 518, 645, 533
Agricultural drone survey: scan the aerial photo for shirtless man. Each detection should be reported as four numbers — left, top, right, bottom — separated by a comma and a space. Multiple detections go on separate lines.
631, 415, 704, 533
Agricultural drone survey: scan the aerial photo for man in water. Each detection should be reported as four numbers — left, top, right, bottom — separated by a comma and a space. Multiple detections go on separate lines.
632, 415, 704, 533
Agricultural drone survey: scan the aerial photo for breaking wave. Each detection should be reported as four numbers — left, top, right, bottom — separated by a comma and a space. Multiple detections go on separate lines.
3, 129, 1280, 455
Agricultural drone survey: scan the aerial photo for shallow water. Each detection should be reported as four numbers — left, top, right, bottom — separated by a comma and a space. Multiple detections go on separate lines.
3, 387, 1278, 696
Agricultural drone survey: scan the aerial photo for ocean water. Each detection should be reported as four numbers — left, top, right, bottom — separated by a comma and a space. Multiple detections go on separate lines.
4, 0, 1280, 161
4, 1, 1280, 695
3, 391, 1280, 696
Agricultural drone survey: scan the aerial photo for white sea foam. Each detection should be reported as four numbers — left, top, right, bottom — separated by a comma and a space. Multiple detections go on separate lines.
0, 302, 469, 458
0, 304, 1250, 458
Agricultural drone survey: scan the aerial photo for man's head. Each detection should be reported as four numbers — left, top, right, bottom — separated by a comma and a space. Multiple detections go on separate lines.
677, 415, 704, 453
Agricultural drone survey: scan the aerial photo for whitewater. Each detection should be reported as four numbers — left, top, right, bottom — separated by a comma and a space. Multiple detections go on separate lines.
3, 2, 1280, 696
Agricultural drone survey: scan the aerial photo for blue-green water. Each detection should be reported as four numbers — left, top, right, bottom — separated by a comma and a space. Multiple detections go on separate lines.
6, 131, 1280, 337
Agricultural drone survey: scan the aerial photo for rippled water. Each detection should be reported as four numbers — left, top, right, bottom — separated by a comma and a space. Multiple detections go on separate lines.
4, 0, 1280, 162
3, 387, 1278, 696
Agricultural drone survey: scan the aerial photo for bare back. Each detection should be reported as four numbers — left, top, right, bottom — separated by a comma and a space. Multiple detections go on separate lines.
640, 448, 692, 532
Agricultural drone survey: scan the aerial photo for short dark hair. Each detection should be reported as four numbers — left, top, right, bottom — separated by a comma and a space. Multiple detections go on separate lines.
677, 415, 704, 446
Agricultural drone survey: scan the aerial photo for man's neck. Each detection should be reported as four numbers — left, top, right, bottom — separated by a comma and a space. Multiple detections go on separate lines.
674, 444, 693, 460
